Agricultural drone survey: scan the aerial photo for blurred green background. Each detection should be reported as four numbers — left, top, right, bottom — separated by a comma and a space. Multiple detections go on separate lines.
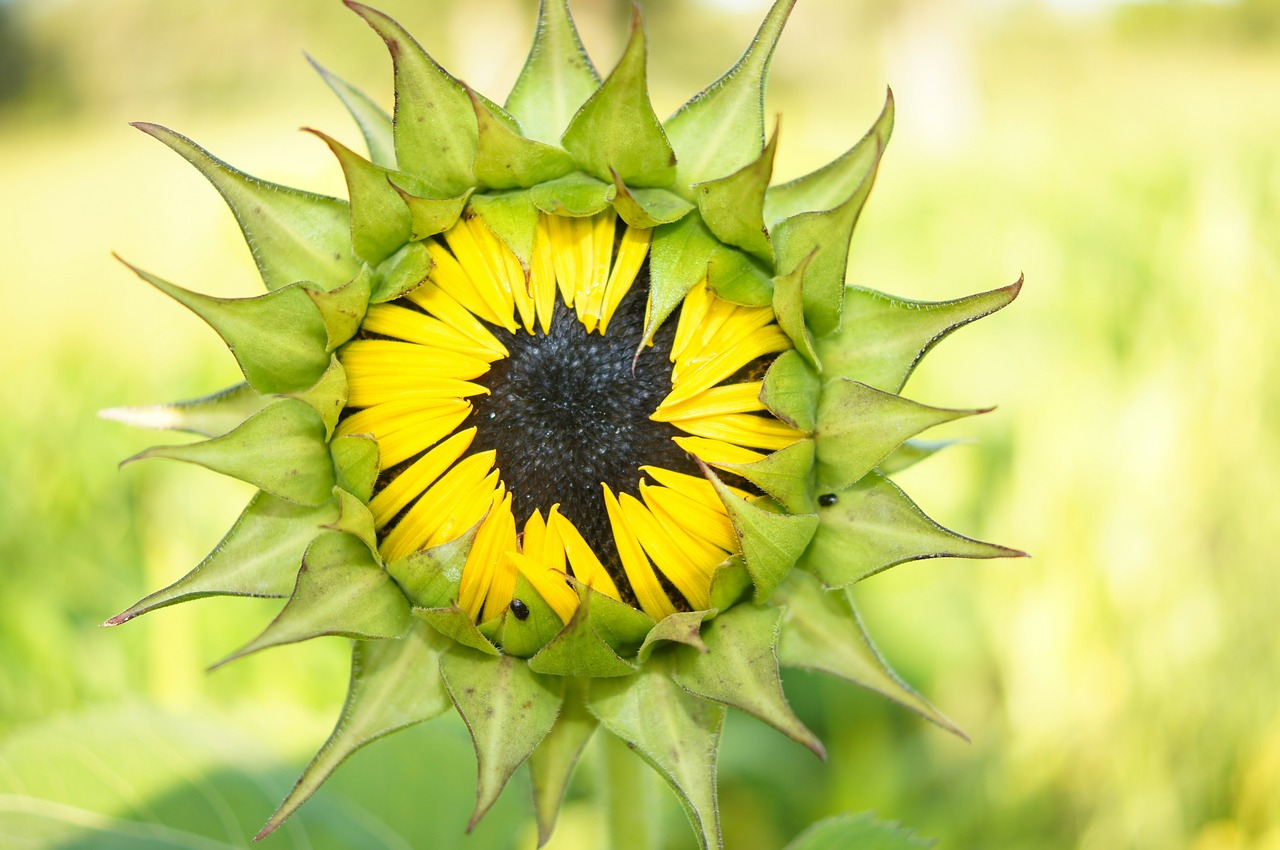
2, 0, 1277, 847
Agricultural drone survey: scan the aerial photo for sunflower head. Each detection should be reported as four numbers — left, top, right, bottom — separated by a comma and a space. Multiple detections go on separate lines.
104, 1, 1023, 846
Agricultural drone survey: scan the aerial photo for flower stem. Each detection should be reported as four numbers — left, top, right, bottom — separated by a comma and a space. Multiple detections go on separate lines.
602, 732, 660, 850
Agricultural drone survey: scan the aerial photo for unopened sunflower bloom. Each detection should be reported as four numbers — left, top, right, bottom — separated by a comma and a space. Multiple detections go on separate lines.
104, 1, 1024, 846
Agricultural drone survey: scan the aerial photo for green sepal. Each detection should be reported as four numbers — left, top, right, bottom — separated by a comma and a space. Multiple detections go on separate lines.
439, 647, 563, 830
308, 128, 411, 264
492, 573, 564, 659
304, 268, 372, 352
693, 126, 777, 263
121, 260, 329, 395
575, 581, 655, 656
671, 603, 824, 758
133, 122, 358, 291
708, 556, 753, 611
701, 461, 818, 603
706, 243, 773, 307
104, 491, 339, 626
529, 677, 596, 848
771, 250, 820, 367
761, 350, 820, 433
124, 400, 336, 507
286, 355, 348, 439
771, 181, 876, 339
256, 621, 452, 840
816, 280, 1023, 393
415, 604, 500, 656
814, 379, 987, 493
588, 657, 726, 850
330, 434, 379, 503
764, 89, 894, 227
307, 55, 396, 168
347, 2, 477, 196
324, 487, 379, 561
471, 88, 576, 190
637, 610, 712, 662
99, 382, 268, 439
386, 527, 475, 608
773, 568, 963, 737
530, 173, 616, 217
800, 471, 1026, 586
476, 612, 503, 644
561, 8, 676, 188
506, 0, 600, 145
609, 170, 694, 228
211, 531, 412, 669
643, 213, 717, 345
370, 240, 434, 303
783, 812, 935, 850
665, 0, 795, 188
528, 591, 637, 678
470, 191, 541, 269
718, 438, 816, 514
389, 181, 472, 241
877, 439, 959, 475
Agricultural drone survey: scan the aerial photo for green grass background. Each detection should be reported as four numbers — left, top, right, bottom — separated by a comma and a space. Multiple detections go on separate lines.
1, 0, 1277, 847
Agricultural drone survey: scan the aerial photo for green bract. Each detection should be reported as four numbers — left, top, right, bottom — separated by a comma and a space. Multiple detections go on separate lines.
104, 1, 1023, 847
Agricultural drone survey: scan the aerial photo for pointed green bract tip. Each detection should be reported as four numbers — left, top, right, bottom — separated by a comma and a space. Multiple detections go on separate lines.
666, 0, 796, 188
561, 6, 676, 188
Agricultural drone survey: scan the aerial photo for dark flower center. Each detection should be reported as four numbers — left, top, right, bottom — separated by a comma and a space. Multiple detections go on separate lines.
466, 268, 698, 579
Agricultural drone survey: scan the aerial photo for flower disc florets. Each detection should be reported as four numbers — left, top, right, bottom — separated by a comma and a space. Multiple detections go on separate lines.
104, 1, 1023, 847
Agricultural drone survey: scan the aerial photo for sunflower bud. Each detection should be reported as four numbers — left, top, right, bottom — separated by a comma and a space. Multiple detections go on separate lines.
105, 2, 1023, 847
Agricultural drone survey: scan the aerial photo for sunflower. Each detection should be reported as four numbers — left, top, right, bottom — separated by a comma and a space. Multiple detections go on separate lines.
104, 1, 1023, 847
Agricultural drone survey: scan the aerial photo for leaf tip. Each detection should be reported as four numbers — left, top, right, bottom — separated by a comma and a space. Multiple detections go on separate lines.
1008, 272, 1025, 299
254, 817, 285, 842
117, 446, 155, 470
129, 120, 163, 137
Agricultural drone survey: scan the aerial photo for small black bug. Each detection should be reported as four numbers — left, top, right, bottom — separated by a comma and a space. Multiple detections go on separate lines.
817, 493, 838, 507
510, 598, 531, 621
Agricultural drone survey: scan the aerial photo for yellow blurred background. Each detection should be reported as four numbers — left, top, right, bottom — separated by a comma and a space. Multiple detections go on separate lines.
1, 0, 1277, 847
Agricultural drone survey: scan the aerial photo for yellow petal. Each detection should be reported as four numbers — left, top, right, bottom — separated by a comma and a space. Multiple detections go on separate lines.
361, 303, 504, 359
335, 397, 472, 468
601, 486, 676, 620
619, 492, 712, 610
530, 217, 558, 334
639, 482, 739, 553
403, 280, 508, 358
671, 435, 766, 466
672, 412, 804, 450
599, 225, 651, 334
339, 339, 491, 381
380, 452, 497, 562
640, 464, 752, 503
510, 551, 578, 624
550, 508, 621, 601
370, 427, 477, 528
651, 381, 765, 422
663, 325, 791, 407
458, 486, 513, 621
